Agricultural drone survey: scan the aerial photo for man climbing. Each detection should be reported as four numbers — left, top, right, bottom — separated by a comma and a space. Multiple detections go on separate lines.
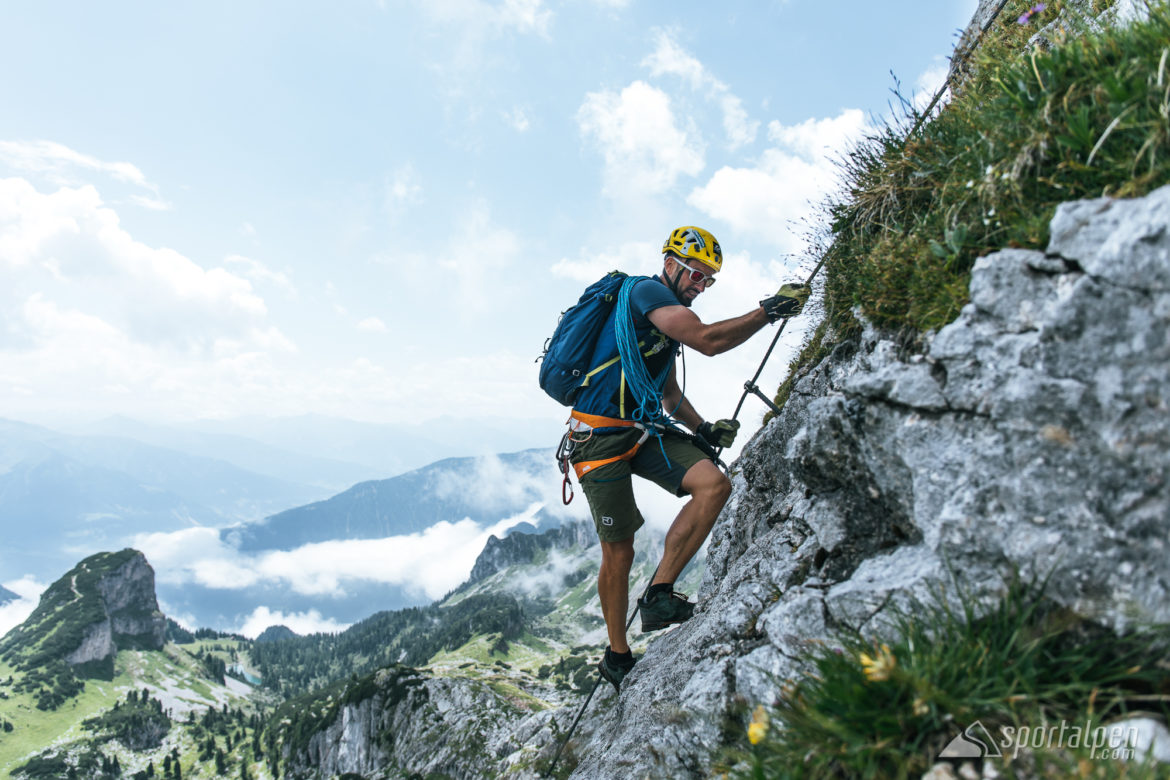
565, 226, 810, 691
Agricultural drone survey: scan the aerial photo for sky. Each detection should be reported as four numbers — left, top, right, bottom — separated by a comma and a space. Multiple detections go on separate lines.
1, 0, 977, 432
0, 0, 980, 636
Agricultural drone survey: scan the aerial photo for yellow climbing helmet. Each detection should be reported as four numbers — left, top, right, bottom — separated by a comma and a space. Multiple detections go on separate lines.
662, 226, 722, 273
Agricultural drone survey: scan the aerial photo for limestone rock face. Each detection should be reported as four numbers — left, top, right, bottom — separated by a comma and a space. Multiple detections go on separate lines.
278, 665, 547, 780
93, 550, 168, 652
2, 549, 166, 677
469, 518, 595, 583
65, 620, 116, 667
563, 185, 1170, 778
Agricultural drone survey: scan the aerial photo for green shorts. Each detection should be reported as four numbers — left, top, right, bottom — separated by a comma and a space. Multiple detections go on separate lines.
571, 427, 710, 543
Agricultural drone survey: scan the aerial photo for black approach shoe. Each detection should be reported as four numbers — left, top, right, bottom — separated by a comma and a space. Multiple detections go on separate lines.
638, 589, 695, 632
598, 649, 636, 693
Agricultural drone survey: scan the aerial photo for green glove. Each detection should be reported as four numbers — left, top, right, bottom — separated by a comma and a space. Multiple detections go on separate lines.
760, 283, 811, 323
697, 419, 740, 449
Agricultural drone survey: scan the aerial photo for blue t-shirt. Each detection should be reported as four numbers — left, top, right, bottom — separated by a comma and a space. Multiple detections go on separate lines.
572, 275, 682, 422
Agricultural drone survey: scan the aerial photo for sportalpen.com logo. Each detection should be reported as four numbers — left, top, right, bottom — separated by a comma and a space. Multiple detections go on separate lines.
940, 719, 1139, 761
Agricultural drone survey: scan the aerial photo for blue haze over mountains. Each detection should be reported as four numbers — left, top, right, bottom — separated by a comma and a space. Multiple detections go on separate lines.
233, 450, 560, 550
1, 414, 564, 630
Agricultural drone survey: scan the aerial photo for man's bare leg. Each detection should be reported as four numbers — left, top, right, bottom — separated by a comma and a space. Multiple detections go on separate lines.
652, 459, 731, 586
598, 536, 636, 653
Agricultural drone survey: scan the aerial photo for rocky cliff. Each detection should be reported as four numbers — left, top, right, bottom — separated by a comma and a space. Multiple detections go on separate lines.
469, 518, 596, 584
559, 183, 1170, 778
0, 549, 166, 681
273, 664, 554, 779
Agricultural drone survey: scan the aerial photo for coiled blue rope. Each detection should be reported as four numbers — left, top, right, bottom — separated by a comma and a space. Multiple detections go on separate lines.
615, 277, 672, 464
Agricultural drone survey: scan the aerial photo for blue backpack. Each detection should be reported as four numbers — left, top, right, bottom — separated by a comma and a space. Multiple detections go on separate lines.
539, 271, 641, 406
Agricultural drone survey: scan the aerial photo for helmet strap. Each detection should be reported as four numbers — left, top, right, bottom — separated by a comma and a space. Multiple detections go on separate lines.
666, 262, 694, 308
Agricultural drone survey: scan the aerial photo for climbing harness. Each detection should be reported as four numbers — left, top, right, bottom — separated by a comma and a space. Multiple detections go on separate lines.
557, 411, 725, 505
556, 412, 645, 506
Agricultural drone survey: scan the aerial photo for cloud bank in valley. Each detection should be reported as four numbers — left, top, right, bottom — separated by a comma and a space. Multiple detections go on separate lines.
0, 576, 47, 637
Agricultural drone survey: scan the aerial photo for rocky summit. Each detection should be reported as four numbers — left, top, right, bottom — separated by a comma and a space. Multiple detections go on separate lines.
0, 548, 166, 682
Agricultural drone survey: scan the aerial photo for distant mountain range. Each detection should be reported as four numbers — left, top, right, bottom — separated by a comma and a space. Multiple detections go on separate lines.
232, 448, 556, 550
0, 418, 326, 583
69, 413, 562, 490
157, 447, 572, 628
1, 414, 569, 633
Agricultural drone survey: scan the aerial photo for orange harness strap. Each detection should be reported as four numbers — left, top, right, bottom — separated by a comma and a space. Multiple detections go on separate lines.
567, 410, 647, 479
567, 410, 637, 430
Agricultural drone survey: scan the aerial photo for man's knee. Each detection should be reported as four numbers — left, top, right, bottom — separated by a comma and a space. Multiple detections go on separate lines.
683, 460, 731, 506
600, 537, 636, 569
708, 468, 731, 499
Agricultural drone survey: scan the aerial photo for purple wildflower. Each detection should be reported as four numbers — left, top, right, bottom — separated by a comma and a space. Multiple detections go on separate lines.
1018, 2, 1047, 25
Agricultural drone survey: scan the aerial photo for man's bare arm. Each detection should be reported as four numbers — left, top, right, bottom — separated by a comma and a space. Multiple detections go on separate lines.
661, 365, 703, 431
648, 304, 769, 357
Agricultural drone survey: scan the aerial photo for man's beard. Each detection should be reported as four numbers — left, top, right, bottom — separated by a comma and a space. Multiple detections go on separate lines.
668, 268, 695, 307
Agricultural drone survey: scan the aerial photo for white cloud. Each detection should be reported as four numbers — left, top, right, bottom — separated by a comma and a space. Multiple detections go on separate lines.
914, 57, 951, 113
357, 316, 388, 333
686, 109, 871, 251
417, 0, 552, 39
550, 240, 659, 282
504, 106, 531, 132
432, 200, 523, 315
225, 254, 297, 298
0, 140, 150, 188
132, 500, 579, 604
0, 176, 315, 420
642, 32, 706, 87
0, 178, 267, 339
236, 606, 350, 639
0, 139, 167, 208
642, 31, 759, 150
499, 0, 551, 35
0, 576, 47, 637
578, 81, 704, 198
385, 164, 423, 220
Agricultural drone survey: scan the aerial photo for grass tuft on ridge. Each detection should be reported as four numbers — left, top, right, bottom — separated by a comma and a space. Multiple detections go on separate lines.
816, 0, 1170, 342
722, 577, 1170, 779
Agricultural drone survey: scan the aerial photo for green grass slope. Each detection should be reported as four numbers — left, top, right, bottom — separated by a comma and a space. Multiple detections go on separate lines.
0, 641, 258, 778
776, 0, 1170, 411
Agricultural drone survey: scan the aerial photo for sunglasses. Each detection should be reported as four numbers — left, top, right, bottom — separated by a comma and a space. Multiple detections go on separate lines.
673, 257, 717, 287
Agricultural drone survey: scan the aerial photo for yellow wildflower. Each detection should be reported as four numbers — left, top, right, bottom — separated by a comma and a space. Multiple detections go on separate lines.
859, 643, 896, 682
913, 696, 929, 716
747, 704, 770, 745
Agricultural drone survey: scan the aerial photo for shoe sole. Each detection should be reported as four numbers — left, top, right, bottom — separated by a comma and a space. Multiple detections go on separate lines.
640, 616, 690, 632
597, 660, 631, 692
